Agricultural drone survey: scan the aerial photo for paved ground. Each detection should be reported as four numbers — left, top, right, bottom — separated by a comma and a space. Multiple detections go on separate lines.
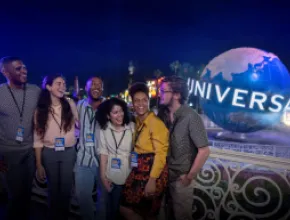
0, 193, 81, 220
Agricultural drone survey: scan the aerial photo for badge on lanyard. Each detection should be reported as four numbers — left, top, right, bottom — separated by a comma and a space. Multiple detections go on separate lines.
55, 137, 65, 151
7, 84, 26, 143
85, 133, 94, 147
130, 152, 138, 168
111, 158, 122, 171
15, 126, 24, 142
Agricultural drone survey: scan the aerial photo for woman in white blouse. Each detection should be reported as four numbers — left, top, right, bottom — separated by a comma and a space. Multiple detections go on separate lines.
97, 97, 134, 220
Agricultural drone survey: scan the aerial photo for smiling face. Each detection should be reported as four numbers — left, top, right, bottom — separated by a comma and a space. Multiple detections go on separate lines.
46, 77, 66, 99
86, 77, 103, 100
108, 104, 124, 127
132, 91, 149, 117
3, 60, 27, 86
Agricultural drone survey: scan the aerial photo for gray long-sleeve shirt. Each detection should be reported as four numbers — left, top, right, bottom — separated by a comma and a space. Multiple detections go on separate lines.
0, 83, 40, 156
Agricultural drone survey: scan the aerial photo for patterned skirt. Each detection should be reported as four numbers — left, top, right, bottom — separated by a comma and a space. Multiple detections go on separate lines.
120, 153, 168, 217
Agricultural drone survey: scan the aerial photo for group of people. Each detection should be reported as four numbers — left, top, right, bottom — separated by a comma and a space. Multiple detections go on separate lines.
0, 56, 210, 220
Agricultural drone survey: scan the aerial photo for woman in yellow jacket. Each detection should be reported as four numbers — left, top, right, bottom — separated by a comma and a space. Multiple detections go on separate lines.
120, 82, 169, 220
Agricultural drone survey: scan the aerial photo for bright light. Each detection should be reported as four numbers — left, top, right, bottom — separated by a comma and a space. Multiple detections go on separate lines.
251, 73, 259, 81
146, 80, 157, 98
282, 112, 290, 126
189, 103, 193, 107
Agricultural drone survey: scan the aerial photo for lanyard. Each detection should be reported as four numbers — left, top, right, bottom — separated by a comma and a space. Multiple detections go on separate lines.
82, 107, 98, 149
134, 124, 144, 144
111, 129, 126, 155
86, 107, 96, 131
50, 110, 62, 134
7, 84, 26, 123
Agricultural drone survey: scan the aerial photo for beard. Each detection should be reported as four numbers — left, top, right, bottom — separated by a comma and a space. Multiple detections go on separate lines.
162, 96, 174, 107
88, 92, 102, 101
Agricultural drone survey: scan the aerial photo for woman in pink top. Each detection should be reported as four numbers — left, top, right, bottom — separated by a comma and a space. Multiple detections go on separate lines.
33, 74, 78, 220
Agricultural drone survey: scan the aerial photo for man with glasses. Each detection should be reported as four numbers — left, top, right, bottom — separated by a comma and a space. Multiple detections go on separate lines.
159, 75, 210, 220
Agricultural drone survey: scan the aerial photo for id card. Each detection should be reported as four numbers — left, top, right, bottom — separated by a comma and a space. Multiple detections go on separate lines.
130, 152, 138, 168
55, 138, 65, 151
85, 133, 94, 147
15, 126, 24, 142
111, 158, 121, 171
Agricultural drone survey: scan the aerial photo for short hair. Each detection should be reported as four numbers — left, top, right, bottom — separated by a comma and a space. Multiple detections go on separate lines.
86, 76, 103, 89
129, 82, 149, 99
0, 56, 22, 71
161, 75, 188, 104
86, 76, 103, 84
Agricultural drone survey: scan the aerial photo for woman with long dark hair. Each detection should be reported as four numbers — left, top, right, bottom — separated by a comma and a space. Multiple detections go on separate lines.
97, 97, 134, 220
33, 74, 78, 220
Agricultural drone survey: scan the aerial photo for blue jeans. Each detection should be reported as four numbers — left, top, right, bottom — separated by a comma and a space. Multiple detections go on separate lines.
106, 184, 123, 220
74, 164, 106, 220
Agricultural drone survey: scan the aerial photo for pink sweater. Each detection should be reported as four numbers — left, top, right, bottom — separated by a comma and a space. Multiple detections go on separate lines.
33, 99, 78, 149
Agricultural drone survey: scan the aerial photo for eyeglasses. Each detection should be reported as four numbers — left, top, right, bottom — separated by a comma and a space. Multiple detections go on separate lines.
159, 89, 173, 94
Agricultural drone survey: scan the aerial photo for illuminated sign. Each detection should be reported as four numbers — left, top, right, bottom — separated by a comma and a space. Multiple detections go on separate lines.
187, 78, 290, 113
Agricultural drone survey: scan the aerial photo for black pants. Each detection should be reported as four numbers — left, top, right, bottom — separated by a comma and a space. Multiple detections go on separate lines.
0, 148, 35, 220
42, 147, 76, 220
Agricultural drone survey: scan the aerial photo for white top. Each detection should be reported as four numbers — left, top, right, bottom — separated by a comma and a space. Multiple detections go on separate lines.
99, 122, 134, 185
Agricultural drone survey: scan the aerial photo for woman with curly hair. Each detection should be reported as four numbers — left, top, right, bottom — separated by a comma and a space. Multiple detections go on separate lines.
120, 82, 169, 220
33, 74, 78, 220
97, 97, 134, 220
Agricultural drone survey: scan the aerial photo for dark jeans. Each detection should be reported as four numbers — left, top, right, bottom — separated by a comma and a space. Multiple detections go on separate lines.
42, 147, 76, 220
0, 148, 35, 220
106, 184, 123, 220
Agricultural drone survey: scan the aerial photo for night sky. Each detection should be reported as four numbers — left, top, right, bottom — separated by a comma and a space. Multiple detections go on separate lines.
0, 0, 289, 95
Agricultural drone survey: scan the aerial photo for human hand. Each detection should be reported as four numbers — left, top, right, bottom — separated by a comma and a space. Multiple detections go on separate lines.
102, 177, 112, 192
36, 165, 46, 181
179, 174, 192, 187
144, 178, 156, 197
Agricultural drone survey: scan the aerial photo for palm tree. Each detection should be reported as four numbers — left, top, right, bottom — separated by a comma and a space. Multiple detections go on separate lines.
154, 69, 162, 79
154, 69, 163, 108
180, 62, 195, 78
169, 60, 181, 75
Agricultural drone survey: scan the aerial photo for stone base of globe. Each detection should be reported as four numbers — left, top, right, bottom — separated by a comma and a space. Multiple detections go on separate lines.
213, 130, 290, 146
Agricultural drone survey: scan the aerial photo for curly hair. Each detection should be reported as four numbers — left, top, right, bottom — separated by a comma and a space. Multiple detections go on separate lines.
96, 97, 131, 130
35, 74, 74, 139
129, 82, 149, 100
161, 75, 188, 104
